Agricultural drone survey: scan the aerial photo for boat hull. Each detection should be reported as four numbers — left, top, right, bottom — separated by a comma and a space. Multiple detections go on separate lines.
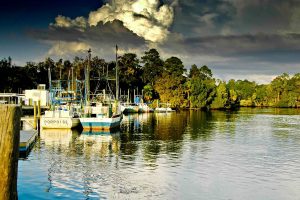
80, 116, 121, 131
41, 117, 80, 129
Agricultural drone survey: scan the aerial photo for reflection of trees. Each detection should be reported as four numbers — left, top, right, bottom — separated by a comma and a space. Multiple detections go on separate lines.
187, 110, 238, 141
210, 110, 238, 136
187, 111, 214, 141
120, 112, 187, 167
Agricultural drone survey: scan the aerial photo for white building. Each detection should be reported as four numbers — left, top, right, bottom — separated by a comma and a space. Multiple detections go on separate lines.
24, 84, 49, 106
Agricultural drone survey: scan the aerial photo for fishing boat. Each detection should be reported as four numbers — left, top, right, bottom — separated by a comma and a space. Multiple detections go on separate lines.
79, 48, 122, 131
80, 103, 122, 131
41, 67, 83, 129
154, 107, 175, 113
40, 109, 81, 129
138, 103, 154, 113
154, 102, 175, 113
121, 103, 139, 114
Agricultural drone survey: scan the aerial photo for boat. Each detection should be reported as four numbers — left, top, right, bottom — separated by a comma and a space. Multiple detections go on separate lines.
40, 109, 81, 129
154, 107, 175, 113
154, 102, 175, 113
138, 103, 154, 113
121, 103, 139, 114
79, 48, 122, 131
80, 103, 122, 131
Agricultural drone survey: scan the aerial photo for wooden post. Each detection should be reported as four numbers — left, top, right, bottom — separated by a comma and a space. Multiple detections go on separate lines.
33, 101, 37, 130
37, 100, 41, 119
37, 100, 41, 134
0, 105, 21, 200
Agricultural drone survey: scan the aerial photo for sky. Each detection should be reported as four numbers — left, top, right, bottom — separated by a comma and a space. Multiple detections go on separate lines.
1, 0, 300, 83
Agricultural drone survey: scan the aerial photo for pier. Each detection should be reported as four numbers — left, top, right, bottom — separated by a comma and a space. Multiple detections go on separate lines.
19, 130, 38, 157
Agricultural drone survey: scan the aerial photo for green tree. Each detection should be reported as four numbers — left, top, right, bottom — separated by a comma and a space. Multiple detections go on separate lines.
141, 49, 164, 85
118, 53, 142, 90
164, 57, 186, 76
210, 81, 229, 109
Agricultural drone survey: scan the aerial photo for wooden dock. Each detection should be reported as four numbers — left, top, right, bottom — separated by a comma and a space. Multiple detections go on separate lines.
19, 130, 38, 154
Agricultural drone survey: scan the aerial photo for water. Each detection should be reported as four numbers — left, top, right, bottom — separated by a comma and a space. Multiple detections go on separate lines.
18, 108, 300, 199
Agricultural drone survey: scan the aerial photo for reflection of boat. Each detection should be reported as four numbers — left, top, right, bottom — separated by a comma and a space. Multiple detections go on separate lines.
41, 109, 81, 129
78, 131, 121, 156
40, 128, 80, 146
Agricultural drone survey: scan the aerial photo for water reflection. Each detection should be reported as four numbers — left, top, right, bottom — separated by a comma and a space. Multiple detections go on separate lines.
18, 109, 300, 200
40, 129, 80, 147
78, 131, 121, 157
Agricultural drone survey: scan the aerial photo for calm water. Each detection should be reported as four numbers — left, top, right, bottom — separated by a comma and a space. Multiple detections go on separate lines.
18, 108, 300, 199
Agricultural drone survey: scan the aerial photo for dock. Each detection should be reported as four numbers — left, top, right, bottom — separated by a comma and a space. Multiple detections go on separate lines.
19, 130, 38, 156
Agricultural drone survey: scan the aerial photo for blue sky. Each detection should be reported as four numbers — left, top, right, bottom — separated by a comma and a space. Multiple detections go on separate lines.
1, 0, 300, 83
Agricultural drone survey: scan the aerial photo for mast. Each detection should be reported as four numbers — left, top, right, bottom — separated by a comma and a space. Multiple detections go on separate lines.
48, 67, 52, 107
85, 49, 91, 106
115, 45, 119, 100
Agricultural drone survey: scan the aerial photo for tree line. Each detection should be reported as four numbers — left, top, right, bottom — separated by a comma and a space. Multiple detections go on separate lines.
1, 49, 300, 109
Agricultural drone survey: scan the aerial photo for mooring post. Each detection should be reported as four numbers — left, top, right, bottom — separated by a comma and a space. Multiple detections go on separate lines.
0, 105, 21, 200
37, 100, 41, 134
33, 101, 37, 130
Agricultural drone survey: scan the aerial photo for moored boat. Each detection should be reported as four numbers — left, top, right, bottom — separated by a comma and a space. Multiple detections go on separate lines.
40, 109, 80, 129
80, 102, 122, 130
138, 103, 154, 113
154, 107, 175, 113
80, 114, 121, 131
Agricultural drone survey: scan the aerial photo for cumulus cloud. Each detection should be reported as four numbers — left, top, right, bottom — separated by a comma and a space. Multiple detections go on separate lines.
28, 0, 300, 83
88, 0, 174, 43
47, 41, 91, 56
51, 0, 175, 43
51, 15, 87, 31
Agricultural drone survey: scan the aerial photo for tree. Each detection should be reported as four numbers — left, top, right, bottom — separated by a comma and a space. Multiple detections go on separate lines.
188, 65, 216, 109
143, 84, 154, 102
141, 49, 164, 85
210, 81, 229, 109
118, 53, 142, 90
189, 77, 216, 109
164, 57, 186, 76
154, 71, 187, 108
199, 65, 213, 80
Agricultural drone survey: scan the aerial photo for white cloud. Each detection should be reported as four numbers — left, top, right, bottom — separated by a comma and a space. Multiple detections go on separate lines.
47, 41, 91, 57
51, 15, 87, 31
88, 0, 175, 43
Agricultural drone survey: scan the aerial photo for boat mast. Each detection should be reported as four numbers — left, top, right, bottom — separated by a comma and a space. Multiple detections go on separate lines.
115, 45, 119, 100
85, 49, 91, 106
48, 67, 52, 108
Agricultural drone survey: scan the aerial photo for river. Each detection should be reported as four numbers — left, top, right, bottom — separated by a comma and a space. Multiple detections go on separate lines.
18, 108, 300, 199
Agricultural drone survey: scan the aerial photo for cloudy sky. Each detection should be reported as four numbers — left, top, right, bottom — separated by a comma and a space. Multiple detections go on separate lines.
1, 0, 300, 83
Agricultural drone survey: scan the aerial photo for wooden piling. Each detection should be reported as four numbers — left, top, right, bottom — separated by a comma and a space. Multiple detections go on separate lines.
37, 100, 41, 134
33, 101, 37, 130
0, 105, 21, 200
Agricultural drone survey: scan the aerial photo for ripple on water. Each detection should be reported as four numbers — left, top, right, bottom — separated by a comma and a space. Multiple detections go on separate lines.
18, 109, 300, 200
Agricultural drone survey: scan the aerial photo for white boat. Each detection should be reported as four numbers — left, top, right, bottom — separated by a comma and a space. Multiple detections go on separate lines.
138, 103, 154, 113
121, 103, 139, 113
40, 109, 80, 129
79, 103, 122, 131
154, 107, 175, 113
80, 48, 122, 131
